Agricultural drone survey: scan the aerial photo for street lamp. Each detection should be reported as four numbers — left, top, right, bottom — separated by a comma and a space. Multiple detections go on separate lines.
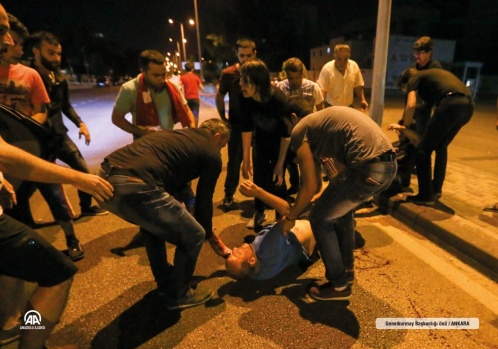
168, 18, 194, 68
193, 0, 203, 76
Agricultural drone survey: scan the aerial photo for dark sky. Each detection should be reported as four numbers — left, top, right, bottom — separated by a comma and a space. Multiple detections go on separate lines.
4, 0, 498, 74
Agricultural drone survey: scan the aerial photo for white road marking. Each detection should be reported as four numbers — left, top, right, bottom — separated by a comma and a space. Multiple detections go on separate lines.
373, 222, 498, 316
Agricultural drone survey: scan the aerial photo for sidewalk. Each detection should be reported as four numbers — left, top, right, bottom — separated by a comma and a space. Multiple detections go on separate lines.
200, 90, 498, 279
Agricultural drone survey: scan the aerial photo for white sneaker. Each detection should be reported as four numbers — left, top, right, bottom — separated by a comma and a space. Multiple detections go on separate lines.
246, 212, 267, 229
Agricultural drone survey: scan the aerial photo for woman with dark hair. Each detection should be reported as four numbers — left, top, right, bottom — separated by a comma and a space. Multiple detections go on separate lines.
240, 59, 290, 230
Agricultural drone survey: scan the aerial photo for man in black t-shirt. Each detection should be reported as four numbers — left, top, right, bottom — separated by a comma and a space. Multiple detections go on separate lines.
389, 68, 473, 205
99, 119, 230, 310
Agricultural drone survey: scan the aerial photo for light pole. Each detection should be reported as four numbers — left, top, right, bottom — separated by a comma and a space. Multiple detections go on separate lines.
169, 18, 194, 68
193, 0, 202, 76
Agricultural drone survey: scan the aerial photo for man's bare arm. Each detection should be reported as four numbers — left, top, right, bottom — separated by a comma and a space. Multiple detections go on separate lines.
0, 136, 113, 201
239, 180, 290, 216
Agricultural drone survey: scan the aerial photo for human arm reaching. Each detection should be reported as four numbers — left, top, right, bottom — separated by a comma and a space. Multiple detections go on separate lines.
239, 180, 290, 217
0, 136, 113, 202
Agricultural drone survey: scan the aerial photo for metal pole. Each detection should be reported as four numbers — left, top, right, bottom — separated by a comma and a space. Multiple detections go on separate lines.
194, 0, 203, 76
369, 0, 392, 126
176, 41, 181, 69
180, 23, 187, 67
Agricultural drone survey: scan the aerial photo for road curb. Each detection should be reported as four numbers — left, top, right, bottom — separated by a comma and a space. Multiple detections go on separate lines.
379, 194, 498, 275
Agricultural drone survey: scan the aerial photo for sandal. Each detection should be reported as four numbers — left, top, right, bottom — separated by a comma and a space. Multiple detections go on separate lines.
483, 203, 498, 212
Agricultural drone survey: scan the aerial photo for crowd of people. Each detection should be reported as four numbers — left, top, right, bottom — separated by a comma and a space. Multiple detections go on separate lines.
0, 2, 477, 346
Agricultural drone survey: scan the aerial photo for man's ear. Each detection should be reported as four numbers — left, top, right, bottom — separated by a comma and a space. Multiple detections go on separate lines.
213, 132, 221, 142
291, 112, 299, 124
32, 47, 40, 57
247, 255, 257, 267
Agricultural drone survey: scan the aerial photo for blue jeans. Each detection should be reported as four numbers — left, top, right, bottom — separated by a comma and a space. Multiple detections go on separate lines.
309, 159, 397, 287
99, 173, 205, 298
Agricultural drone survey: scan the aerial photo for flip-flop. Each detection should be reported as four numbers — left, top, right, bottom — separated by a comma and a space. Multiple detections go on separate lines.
483, 203, 498, 212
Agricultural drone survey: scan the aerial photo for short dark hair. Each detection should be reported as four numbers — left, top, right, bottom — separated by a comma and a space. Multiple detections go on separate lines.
7, 13, 28, 40
240, 59, 271, 101
199, 118, 230, 141
30, 31, 60, 50
139, 50, 165, 71
283, 57, 304, 75
286, 96, 313, 119
397, 68, 418, 89
185, 62, 194, 72
413, 36, 433, 53
235, 38, 256, 52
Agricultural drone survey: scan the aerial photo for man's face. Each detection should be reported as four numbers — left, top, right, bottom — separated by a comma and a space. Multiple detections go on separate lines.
239, 75, 257, 99
0, 5, 13, 50
35, 41, 62, 71
287, 70, 303, 90
143, 62, 166, 90
225, 243, 254, 279
237, 46, 255, 65
1, 30, 23, 64
334, 49, 350, 71
413, 50, 430, 67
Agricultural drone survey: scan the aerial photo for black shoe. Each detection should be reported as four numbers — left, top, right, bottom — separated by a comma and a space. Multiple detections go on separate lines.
164, 288, 213, 310
434, 192, 442, 200
80, 205, 109, 217
222, 197, 236, 211
354, 230, 365, 249
406, 194, 435, 206
66, 239, 85, 261
308, 281, 352, 301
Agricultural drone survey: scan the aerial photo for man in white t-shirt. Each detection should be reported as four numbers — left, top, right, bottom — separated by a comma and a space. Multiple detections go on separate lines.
317, 44, 368, 111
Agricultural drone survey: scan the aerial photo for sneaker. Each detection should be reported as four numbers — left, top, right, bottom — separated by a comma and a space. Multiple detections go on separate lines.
406, 194, 435, 206
67, 239, 85, 261
164, 287, 213, 310
0, 322, 20, 345
246, 212, 267, 229
222, 197, 236, 211
208, 234, 232, 258
80, 205, 109, 217
308, 281, 352, 301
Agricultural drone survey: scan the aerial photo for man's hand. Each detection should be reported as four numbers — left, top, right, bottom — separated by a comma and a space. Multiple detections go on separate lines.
272, 163, 284, 186
73, 173, 114, 202
387, 123, 405, 132
241, 160, 252, 179
79, 123, 91, 145
280, 217, 295, 236
0, 178, 17, 209
239, 180, 259, 197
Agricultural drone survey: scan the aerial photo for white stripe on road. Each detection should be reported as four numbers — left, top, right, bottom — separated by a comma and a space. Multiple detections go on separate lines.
373, 222, 498, 316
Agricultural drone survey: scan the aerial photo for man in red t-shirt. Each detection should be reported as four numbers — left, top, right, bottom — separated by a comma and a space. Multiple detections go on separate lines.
180, 62, 204, 127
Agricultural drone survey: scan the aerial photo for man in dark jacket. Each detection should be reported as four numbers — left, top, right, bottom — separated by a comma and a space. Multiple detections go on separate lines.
99, 119, 230, 310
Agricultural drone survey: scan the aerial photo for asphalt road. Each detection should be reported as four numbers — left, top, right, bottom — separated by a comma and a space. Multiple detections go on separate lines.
9, 86, 498, 349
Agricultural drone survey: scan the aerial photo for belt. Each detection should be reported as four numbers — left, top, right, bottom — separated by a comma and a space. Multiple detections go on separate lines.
436, 92, 471, 106
367, 150, 396, 163
100, 162, 139, 178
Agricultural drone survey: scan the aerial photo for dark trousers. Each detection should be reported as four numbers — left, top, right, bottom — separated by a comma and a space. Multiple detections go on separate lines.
416, 97, 473, 198
252, 144, 288, 213
56, 134, 93, 210
224, 125, 243, 199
